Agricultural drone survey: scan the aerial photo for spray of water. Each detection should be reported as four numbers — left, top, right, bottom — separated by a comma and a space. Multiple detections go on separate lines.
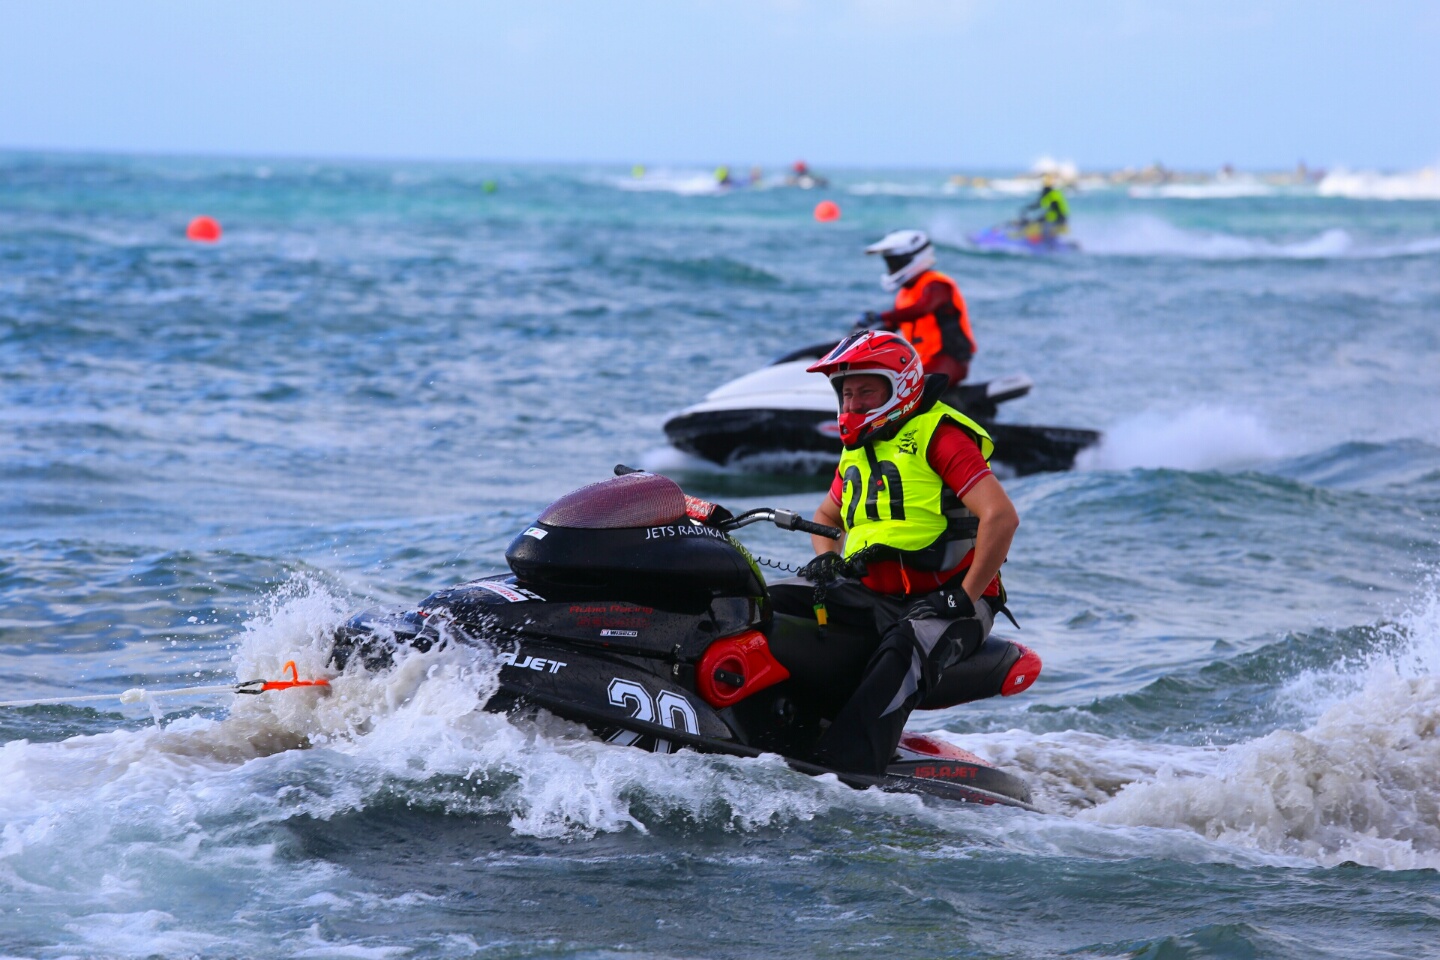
932, 213, 1440, 260
1075, 406, 1282, 472
970, 576, 1440, 870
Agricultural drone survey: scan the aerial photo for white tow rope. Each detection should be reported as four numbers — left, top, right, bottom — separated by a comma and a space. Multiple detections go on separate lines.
0, 661, 331, 709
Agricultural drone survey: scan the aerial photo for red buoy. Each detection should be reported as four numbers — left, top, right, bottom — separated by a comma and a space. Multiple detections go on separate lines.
186, 216, 222, 243
813, 200, 840, 222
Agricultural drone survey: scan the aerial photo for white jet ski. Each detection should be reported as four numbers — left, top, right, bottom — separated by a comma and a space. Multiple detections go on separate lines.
663, 341, 1100, 476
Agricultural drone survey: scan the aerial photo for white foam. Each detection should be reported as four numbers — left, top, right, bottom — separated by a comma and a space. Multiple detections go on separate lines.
65, 910, 230, 957
0, 578, 897, 860
1039, 214, 1440, 260
847, 181, 943, 197
963, 577, 1440, 870
1078, 672, 1440, 869
971, 177, 1044, 198
1128, 180, 1275, 200
1075, 406, 1281, 472
10, 570, 1439, 897
610, 170, 730, 196
1318, 166, 1440, 201
1074, 215, 1346, 259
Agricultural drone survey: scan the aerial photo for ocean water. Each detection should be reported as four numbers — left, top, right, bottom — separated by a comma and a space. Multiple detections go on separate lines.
3, 152, 1440, 959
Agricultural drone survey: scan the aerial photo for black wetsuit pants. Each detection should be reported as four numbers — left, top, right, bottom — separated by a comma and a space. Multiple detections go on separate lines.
769, 577, 993, 776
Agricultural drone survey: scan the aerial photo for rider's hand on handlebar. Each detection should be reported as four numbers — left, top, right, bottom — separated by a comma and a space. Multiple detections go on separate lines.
854, 311, 887, 332
798, 551, 851, 584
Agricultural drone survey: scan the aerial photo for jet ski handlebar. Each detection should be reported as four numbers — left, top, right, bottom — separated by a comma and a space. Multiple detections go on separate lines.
722, 507, 843, 541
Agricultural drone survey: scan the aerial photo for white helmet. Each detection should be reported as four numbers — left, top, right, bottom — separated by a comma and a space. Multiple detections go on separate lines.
865, 229, 936, 292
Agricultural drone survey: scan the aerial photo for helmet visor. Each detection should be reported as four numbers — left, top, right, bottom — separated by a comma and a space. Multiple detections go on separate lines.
882, 253, 914, 275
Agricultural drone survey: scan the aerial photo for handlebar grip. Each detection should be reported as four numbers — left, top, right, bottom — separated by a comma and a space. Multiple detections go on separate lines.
773, 509, 842, 540
613, 464, 643, 476
795, 519, 844, 540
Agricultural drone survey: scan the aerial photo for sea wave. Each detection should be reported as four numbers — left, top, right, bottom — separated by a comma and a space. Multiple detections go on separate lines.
971, 577, 1440, 870
1127, 180, 1277, 200
609, 170, 730, 196
846, 181, 947, 197
1075, 405, 1283, 472
1066, 215, 1440, 260
1318, 167, 1440, 201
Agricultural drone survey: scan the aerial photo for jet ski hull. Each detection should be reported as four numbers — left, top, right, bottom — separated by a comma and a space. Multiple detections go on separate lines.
664, 405, 1098, 476
332, 607, 1042, 811
663, 347, 1098, 476
967, 225, 1080, 255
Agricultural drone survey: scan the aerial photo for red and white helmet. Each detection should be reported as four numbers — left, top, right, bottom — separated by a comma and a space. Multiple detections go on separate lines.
806, 331, 926, 448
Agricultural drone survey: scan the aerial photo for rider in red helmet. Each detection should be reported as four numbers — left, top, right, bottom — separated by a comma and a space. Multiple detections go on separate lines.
769, 331, 1020, 775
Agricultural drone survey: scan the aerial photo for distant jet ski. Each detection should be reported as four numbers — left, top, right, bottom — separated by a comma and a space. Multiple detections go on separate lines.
663, 341, 1100, 476
967, 223, 1080, 255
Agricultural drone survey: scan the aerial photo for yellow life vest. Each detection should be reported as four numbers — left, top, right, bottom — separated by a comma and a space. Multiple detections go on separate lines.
1039, 187, 1070, 222
837, 402, 993, 569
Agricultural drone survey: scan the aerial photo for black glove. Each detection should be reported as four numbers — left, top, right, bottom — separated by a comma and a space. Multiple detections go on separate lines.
798, 551, 851, 584
854, 311, 887, 331
906, 584, 975, 621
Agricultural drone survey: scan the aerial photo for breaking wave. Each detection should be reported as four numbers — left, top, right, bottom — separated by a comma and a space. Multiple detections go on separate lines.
969, 575, 1440, 870
1318, 167, 1440, 201
1075, 406, 1282, 472
1070, 215, 1440, 260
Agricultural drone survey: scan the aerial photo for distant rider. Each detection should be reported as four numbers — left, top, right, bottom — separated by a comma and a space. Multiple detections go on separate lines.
860, 230, 976, 387
768, 331, 1020, 776
1022, 174, 1070, 238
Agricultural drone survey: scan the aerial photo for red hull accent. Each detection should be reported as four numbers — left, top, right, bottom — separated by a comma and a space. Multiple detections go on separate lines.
1002, 643, 1041, 696
697, 631, 792, 709
897, 732, 986, 766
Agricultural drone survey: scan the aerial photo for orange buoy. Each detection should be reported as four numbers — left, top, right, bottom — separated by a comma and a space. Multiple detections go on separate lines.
186, 216, 222, 243
813, 200, 840, 222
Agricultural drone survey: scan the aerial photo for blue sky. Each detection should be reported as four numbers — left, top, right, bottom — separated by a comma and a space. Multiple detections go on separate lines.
1, 0, 1436, 170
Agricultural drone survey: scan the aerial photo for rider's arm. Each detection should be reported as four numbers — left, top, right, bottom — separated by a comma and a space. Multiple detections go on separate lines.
957, 475, 1019, 603
929, 423, 1019, 602
812, 475, 845, 554
879, 279, 951, 328
812, 497, 844, 554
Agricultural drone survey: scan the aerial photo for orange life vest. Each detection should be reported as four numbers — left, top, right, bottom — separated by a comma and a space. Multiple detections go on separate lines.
893, 270, 975, 365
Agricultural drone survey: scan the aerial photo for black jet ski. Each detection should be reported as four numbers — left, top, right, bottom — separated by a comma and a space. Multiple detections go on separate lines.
663, 341, 1100, 477
329, 469, 1041, 811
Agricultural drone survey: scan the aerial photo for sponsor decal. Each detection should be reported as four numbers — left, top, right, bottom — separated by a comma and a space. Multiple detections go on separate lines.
914, 764, 979, 780
497, 650, 567, 673
579, 616, 648, 629
600, 629, 638, 638
522, 526, 548, 540
569, 603, 653, 630
568, 603, 654, 614
642, 523, 728, 541
473, 581, 541, 603
896, 430, 919, 455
